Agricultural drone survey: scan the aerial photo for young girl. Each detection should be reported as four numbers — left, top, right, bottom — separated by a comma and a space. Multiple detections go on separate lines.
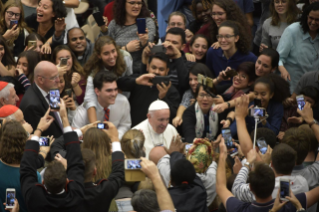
228, 73, 290, 137
0, 35, 15, 77
84, 36, 133, 123
24, 32, 45, 53
189, 34, 210, 63
51, 45, 86, 105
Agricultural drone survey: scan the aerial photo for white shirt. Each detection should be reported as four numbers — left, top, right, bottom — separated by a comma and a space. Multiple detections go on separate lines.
72, 93, 131, 139
132, 119, 178, 158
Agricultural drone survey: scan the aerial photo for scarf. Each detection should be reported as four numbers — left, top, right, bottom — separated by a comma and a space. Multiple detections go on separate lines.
195, 102, 218, 141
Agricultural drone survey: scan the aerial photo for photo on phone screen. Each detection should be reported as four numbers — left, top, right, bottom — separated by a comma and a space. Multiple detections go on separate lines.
280, 180, 290, 200
97, 123, 108, 130
6, 189, 15, 208
185, 144, 192, 152
257, 138, 268, 154
39, 137, 49, 146
222, 128, 233, 149
250, 108, 265, 117
126, 159, 142, 170
136, 18, 146, 34
296, 95, 305, 111
10, 20, 18, 29
49, 89, 60, 109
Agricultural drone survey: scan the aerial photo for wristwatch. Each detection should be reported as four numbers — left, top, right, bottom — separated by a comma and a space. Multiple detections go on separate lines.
309, 119, 318, 128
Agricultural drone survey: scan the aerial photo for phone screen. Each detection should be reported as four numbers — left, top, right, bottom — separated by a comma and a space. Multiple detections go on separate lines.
97, 123, 106, 129
136, 18, 146, 34
39, 137, 49, 146
49, 89, 60, 109
296, 96, 305, 111
92, 11, 105, 26
251, 108, 265, 117
257, 138, 268, 154
280, 181, 290, 199
10, 20, 18, 29
150, 45, 167, 55
185, 144, 192, 152
60, 58, 68, 67
222, 128, 233, 149
6, 190, 15, 207
126, 159, 142, 170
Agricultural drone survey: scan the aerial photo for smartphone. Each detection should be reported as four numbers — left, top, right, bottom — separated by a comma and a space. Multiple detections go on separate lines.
92, 11, 105, 26
125, 159, 142, 170
198, 74, 205, 85
249, 108, 266, 117
151, 76, 170, 86
39, 137, 49, 146
254, 99, 262, 107
136, 18, 146, 34
296, 95, 305, 111
222, 128, 233, 149
206, 77, 213, 88
256, 138, 268, 154
225, 69, 237, 78
10, 20, 18, 29
97, 123, 108, 130
6, 188, 15, 208
49, 89, 61, 110
150, 45, 167, 55
280, 179, 290, 201
60, 58, 68, 67
64, 88, 72, 98
185, 143, 193, 152
28, 40, 37, 49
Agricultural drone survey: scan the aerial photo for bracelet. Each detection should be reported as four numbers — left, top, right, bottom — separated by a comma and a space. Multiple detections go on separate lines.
35, 128, 43, 133
227, 102, 230, 108
226, 117, 233, 124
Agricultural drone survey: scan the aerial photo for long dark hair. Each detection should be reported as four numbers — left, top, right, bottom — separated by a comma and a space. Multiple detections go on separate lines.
300, 2, 319, 33
17, 51, 41, 82
0, 35, 15, 69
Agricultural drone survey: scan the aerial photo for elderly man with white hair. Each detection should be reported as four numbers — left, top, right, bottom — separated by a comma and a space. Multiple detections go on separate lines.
0, 81, 19, 107
133, 99, 179, 158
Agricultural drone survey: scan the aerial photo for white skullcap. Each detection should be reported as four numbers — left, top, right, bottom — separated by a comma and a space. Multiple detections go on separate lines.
148, 100, 169, 112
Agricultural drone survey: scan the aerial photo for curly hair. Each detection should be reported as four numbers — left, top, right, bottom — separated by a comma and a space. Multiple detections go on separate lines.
0, 0, 32, 46
84, 36, 126, 77
269, 0, 300, 26
0, 35, 15, 69
209, 0, 251, 43
113, 0, 150, 26
0, 120, 28, 164
48, 0, 67, 22
17, 50, 41, 82
191, 0, 213, 21
219, 20, 251, 54
300, 2, 319, 34
121, 129, 145, 158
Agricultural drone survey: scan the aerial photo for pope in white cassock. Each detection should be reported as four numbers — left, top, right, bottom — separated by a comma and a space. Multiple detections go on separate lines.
133, 99, 178, 158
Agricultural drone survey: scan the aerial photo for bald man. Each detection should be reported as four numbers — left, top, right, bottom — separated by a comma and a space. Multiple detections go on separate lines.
20, 61, 63, 138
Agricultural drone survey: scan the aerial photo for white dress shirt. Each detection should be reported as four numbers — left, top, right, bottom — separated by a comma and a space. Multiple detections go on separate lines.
72, 93, 131, 139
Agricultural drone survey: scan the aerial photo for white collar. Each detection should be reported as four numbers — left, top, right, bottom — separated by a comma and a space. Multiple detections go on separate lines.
35, 83, 49, 98
44, 184, 65, 195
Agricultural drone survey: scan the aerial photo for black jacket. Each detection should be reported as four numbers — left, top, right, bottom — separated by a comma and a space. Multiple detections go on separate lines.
20, 131, 85, 212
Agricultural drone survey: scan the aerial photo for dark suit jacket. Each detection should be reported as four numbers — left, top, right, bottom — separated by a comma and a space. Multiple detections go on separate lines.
19, 83, 63, 138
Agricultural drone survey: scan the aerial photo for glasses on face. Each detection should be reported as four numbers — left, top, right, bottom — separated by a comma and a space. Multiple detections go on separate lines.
216, 34, 236, 40
211, 12, 226, 17
274, 0, 287, 4
40, 75, 59, 81
6, 11, 20, 18
168, 22, 184, 27
308, 15, 319, 23
126, 1, 143, 6
198, 93, 212, 99
234, 73, 247, 80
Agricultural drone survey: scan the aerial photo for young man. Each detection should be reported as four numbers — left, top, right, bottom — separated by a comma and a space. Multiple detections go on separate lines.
72, 71, 131, 139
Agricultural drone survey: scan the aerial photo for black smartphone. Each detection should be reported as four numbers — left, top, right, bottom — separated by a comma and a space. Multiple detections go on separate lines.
151, 76, 170, 86
39, 137, 49, 146
254, 99, 262, 107
49, 89, 61, 109
221, 128, 234, 149
280, 179, 290, 201
136, 18, 146, 34
92, 11, 105, 26
10, 20, 18, 29
64, 88, 72, 98
150, 45, 167, 55
256, 138, 268, 154
225, 69, 237, 78
97, 123, 108, 130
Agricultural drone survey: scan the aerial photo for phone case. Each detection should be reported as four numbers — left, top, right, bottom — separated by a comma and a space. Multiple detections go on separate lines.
92, 11, 105, 26
136, 18, 146, 34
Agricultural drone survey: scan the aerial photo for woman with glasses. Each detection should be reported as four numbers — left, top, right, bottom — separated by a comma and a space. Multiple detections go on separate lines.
206, 20, 256, 91
103, 0, 155, 73
277, 2, 319, 93
260, 0, 299, 52
0, 0, 32, 57
182, 82, 228, 143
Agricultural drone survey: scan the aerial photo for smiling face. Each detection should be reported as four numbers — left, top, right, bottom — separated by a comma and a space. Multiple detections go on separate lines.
196, 3, 211, 23
98, 43, 118, 69
218, 26, 239, 52
232, 71, 251, 90
308, 10, 319, 33
35, 39, 44, 53
255, 55, 274, 77
196, 86, 214, 114
148, 109, 170, 134
211, 4, 227, 27
125, 0, 142, 18
167, 15, 186, 30
95, 81, 118, 107
190, 37, 208, 61
17, 57, 29, 76
274, 0, 288, 15
37, 0, 55, 23
189, 73, 198, 93
0, 45, 4, 61
68, 28, 87, 55
55, 49, 73, 72
5, 6, 21, 28
254, 82, 273, 108
148, 58, 169, 76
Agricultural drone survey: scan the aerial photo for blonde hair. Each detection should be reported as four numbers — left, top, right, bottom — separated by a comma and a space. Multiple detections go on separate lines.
120, 129, 145, 158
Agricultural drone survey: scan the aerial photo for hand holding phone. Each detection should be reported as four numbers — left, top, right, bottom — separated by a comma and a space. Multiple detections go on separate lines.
296, 95, 305, 111
225, 69, 237, 78
249, 108, 266, 117
125, 159, 142, 169
222, 128, 234, 149
10, 20, 18, 29
92, 11, 105, 26
6, 188, 16, 208
49, 89, 61, 110
256, 138, 268, 154
60, 58, 68, 67
280, 179, 290, 201
97, 123, 109, 130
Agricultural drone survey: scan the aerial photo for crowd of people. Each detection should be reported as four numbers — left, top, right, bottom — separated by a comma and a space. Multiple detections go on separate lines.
0, 0, 319, 211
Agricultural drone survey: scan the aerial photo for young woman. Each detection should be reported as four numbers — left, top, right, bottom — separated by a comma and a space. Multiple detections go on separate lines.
84, 36, 133, 123
0, 35, 16, 77
51, 45, 86, 104
189, 0, 212, 34
260, 0, 299, 51
173, 63, 213, 127
188, 34, 210, 63
104, 0, 155, 73
277, 2, 319, 93
121, 129, 145, 158
206, 20, 257, 83
0, 0, 32, 57
228, 74, 290, 138
24, 32, 45, 53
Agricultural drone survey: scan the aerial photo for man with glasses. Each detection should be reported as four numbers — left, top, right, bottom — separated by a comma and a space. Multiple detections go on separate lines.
20, 61, 64, 138
160, 11, 186, 42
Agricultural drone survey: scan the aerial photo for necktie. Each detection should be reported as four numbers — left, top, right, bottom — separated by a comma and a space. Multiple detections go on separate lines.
104, 108, 110, 121
46, 94, 64, 131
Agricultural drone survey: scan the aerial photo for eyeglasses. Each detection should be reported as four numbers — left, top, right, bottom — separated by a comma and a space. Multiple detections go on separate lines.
126, 1, 143, 6
274, 0, 287, 4
168, 22, 184, 27
308, 15, 319, 23
234, 73, 247, 80
6, 11, 20, 18
198, 93, 212, 99
211, 12, 226, 17
40, 75, 59, 81
216, 34, 236, 40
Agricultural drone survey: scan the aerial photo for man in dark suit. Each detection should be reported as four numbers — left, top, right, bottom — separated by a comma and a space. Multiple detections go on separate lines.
20, 61, 63, 138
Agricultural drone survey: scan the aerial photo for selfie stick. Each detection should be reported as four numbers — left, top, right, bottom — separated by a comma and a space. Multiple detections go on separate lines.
253, 117, 259, 150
